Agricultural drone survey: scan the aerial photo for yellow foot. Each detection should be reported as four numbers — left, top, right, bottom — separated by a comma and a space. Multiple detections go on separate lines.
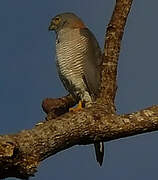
69, 101, 83, 112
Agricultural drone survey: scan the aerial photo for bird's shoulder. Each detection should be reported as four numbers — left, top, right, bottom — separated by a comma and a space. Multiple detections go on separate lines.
80, 28, 102, 65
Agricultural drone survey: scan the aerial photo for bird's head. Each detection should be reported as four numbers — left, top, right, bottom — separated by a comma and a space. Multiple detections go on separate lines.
48, 12, 85, 32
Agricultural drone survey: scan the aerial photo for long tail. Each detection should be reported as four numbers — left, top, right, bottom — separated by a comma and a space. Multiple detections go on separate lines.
94, 142, 104, 166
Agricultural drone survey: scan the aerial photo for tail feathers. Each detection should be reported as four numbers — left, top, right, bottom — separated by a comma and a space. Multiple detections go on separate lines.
94, 142, 104, 166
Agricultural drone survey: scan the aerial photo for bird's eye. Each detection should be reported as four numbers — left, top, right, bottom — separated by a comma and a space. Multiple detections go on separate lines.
54, 16, 61, 24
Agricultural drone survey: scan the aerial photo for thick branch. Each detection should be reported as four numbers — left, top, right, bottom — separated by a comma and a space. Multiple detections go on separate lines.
0, 105, 158, 179
99, 0, 133, 107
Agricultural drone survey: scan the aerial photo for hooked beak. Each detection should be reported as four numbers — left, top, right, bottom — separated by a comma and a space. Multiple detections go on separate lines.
48, 22, 56, 31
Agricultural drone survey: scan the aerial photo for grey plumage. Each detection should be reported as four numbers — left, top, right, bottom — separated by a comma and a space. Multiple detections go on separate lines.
56, 28, 88, 101
49, 12, 104, 166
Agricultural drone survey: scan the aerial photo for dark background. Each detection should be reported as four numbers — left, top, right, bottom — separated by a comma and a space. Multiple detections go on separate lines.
0, 0, 158, 179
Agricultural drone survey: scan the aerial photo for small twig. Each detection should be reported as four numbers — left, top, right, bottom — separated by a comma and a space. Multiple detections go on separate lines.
42, 94, 78, 119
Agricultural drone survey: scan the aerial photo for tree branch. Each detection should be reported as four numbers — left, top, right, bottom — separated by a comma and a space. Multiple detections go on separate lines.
2, 0, 157, 179
0, 104, 158, 179
99, 0, 133, 109
42, 94, 77, 119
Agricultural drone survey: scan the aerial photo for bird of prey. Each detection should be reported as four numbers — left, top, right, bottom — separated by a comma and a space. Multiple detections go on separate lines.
49, 12, 104, 166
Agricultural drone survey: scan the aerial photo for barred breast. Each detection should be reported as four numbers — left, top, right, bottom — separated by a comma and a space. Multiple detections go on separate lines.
56, 28, 89, 99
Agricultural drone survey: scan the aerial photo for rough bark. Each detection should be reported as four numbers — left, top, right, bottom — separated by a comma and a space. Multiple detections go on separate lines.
1, 104, 158, 179
2, 0, 157, 179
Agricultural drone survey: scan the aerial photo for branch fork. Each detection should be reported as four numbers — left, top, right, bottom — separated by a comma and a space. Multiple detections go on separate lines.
2, 0, 158, 179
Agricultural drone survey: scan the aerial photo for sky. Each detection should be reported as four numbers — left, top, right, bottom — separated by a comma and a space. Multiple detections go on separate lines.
0, 0, 158, 179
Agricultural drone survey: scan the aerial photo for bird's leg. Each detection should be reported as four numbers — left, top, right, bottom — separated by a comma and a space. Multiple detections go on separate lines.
69, 100, 84, 112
